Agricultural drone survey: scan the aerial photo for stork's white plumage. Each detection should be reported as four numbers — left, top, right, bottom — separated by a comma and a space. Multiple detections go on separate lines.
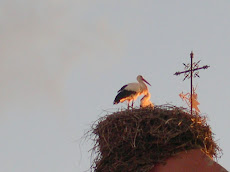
140, 91, 154, 108
113, 75, 151, 108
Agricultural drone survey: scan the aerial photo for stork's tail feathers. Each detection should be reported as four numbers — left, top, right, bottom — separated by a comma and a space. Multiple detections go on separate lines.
113, 96, 121, 104
113, 100, 120, 105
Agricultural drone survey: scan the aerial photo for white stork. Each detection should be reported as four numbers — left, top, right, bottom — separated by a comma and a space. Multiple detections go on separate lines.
113, 75, 151, 109
140, 91, 154, 108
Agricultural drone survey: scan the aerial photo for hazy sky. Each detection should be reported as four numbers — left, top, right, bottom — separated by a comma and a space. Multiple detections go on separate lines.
1, 1, 230, 171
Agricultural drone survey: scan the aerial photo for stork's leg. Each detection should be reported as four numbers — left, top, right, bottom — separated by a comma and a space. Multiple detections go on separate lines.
131, 100, 134, 109
127, 101, 130, 110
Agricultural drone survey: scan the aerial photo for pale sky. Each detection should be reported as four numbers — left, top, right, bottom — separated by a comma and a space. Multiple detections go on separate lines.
1, 1, 230, 172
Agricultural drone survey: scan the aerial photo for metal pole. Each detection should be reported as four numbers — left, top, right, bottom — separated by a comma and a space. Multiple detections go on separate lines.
190, 51, 193, 115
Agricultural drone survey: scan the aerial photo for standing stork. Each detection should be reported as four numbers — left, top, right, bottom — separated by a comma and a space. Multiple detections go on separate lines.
113, 75, 151, 109
140, 91, 154, 108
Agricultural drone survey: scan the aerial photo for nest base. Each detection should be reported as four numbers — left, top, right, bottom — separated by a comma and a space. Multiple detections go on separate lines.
90, 105, 221, 172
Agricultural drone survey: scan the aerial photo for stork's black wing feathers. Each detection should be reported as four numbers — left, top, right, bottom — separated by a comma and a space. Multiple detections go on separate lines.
113, 89, 136, 104
117, 84, 128, 93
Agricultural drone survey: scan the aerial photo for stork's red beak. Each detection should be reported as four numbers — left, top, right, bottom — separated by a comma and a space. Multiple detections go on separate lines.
142, 78, 151, 86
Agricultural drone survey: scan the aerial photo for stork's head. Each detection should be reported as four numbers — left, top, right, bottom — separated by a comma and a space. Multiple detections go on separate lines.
137, 75, 151, 86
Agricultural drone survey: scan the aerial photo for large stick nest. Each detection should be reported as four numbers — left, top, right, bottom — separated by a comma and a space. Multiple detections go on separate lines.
89, 105, 221, 172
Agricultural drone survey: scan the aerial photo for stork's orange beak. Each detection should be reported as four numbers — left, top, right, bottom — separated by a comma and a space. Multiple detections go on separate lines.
142, 78, 151, 86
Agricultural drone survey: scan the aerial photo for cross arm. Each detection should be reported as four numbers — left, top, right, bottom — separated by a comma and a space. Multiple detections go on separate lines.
174, 65, 210, 76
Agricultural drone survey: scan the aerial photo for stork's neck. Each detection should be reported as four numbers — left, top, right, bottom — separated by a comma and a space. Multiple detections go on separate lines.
139, 80, 148, 91
145, 92, 151, 99
141, 92, 151, 101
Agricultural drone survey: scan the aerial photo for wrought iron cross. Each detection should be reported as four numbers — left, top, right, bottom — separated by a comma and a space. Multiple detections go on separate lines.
174, 51, 210, 115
